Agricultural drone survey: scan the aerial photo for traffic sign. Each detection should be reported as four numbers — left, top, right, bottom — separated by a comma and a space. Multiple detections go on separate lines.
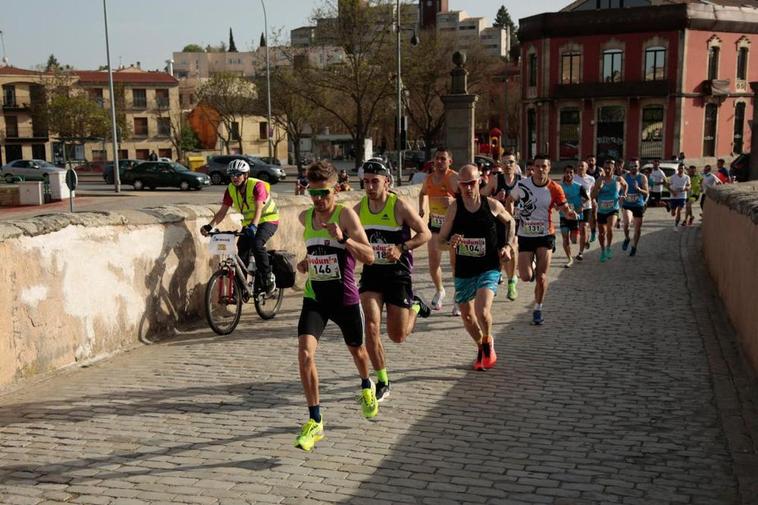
65, 169, 78, 191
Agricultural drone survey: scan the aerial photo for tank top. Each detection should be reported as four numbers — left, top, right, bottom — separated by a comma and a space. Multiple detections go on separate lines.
358, 192, 412, 281
560, 181, 583, 217
450, 196, 500, 278
422, 168, 457, 230
597, 177, 620, 213
622, 174, 645, 208
303, 205, 359, 306
495, 172, 521, 196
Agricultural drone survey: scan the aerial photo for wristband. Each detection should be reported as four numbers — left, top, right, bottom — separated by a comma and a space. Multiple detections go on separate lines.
337, 234, 349, 244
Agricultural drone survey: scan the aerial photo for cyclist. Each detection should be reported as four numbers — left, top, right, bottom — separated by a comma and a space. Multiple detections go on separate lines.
356, 161, 432, 402
294, 161, 379, 452
621, 159, 648, 257
201, 159, 279, 295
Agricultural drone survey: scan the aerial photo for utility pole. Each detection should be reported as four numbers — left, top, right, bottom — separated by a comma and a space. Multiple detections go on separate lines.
103, 0, 121, 193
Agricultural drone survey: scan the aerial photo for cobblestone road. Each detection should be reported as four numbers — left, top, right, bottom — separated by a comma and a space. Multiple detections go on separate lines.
1, 209, 755, 505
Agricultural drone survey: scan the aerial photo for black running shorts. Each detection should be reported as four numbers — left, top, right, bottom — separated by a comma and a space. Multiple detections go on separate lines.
518, 234, 556, 253
359, 275, 414, 308
597, 211, 619, 225
297, 298, 364, 347
622, 205, 645, 219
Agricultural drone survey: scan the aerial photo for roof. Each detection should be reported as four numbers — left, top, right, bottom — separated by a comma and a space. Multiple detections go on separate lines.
0, 66, 43, 76
561, 0, 757, 11
74, 71, 178, 86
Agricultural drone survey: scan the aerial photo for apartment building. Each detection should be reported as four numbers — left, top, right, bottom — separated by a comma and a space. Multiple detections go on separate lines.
436, 10, 510, 58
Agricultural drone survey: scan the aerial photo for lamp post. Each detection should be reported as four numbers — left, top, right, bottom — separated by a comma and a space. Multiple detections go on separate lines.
261, 0, 273, 160
102, 0, 120, 193
395, 0, 418, 187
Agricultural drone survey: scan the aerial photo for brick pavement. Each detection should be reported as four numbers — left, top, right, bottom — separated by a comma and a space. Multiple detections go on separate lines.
0, 208, 755, 505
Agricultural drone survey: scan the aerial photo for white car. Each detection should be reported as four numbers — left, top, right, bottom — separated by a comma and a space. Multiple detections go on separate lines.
1, 159, 65, 183
641, 160, 680, 198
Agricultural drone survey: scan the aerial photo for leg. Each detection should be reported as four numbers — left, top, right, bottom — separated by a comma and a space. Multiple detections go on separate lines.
633, 216, 643, 247
622, 209, 631, 240
598, 218, 608, 249
473, 287, 495, 340
253, 222, 278, 280
534, 247, 552, 304
386, 304, 413, 343
346, 345, 371, 380
427, 234, 444, 291
605, 215, 615, 248
518, 250, 535, 282
298, 334, 320, 407
578, 220, 588, 253
359, 292, 385, 371
561, 231, 571, 260
458, 299, 483, 345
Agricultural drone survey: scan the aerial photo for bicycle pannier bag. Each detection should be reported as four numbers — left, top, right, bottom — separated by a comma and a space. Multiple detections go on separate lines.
269, 250, 296, 288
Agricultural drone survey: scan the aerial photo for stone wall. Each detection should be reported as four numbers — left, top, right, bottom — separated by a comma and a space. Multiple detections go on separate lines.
702, 182, 758, 377
0, 186, 421, 390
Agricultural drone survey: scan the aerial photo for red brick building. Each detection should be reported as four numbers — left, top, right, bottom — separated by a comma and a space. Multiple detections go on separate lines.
518, 0, 757, 164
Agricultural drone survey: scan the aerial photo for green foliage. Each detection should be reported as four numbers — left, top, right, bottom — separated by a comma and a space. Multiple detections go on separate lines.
46, 93, 111, 141
179, 118, 201, 152
182, 44, 205, 53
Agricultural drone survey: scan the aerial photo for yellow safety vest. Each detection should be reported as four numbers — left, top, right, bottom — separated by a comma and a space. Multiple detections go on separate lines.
228, 177, 279, 226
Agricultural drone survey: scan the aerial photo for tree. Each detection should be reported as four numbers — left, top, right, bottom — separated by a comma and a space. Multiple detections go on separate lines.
196, 72, 257, 154
494, 5, 519, 61
205, 41, 227, 53
182, 44, 204, 53
45, 54, 60, 72
229, 28, 238, 52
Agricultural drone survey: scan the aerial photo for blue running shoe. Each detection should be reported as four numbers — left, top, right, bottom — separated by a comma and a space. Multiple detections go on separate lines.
622, 238, 630, 251
533, 309, 544, 325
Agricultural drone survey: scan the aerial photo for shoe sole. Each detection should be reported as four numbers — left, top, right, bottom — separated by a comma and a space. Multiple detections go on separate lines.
295, 433, 324, 451
377, 392, 390, 403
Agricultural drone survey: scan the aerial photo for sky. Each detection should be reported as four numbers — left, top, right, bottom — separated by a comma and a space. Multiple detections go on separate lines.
2, 0, 559, 72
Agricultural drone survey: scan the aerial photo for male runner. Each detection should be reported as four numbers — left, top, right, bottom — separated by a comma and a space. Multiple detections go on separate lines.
700, 164, 721, 212
507, 155, 576, 325
484, 152, 521, 300
621, 159, 649, 257
294, 161, 379, 452
559, 165, 589, 268
356, 161, 431, 402
438, 164, 516, 369
573, 161, 595, 260
649, 158, 667, 208
667, 163, 691, 228
685, 165, 703, 226
592, 167, 628, 262
585, 155, 602, 243
418, 147, 458, 313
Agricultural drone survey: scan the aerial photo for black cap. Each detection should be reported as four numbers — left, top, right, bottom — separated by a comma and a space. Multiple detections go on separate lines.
363, 161, 389, 176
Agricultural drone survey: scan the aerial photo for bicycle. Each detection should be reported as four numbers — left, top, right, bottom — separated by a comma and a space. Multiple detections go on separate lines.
204, 230, 284, 335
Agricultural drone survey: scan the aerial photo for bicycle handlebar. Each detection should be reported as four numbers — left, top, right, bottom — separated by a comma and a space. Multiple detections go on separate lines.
207, 230, 243, 237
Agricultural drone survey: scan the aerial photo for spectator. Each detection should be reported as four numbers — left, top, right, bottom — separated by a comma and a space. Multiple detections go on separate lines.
336, 169, 352, 192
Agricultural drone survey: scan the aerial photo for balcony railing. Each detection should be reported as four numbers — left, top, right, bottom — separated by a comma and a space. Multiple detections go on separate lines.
132, 98, 147, 109
3, 125, 49, 140
553, 80, 670, 99
3, 99, 30, 110
155, 98, 170, 109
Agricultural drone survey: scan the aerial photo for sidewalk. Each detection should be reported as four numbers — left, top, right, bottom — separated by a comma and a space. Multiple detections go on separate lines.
0, 208, 755, 505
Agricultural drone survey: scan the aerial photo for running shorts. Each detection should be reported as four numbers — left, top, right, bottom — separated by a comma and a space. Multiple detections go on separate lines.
518, 234, 556, 253
669, 198, 685, 209
597, 211, 619, 225
454, 270, 500, 304
359, 276, 413, 309
622, 206, 645, 219
297, 298, 364, 347
559, 217, 578, 233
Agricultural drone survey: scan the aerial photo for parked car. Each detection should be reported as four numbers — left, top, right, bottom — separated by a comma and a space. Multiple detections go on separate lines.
74, 160, 108, 173
200, 155, 286, 185
257, 156, 282, 166
0, 159, 65, 183
730, 153, 751, 182
122, 161, 211, 190
157, 157, 173, 163
102, 159, 141, 184
641, 160, 679, 198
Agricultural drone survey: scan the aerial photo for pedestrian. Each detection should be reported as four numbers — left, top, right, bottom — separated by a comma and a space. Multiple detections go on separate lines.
149, 150, 158, 161
648, 158, 667, 208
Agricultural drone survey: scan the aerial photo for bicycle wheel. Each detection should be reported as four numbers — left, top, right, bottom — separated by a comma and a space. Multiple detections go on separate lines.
205, 269, 243, 335
254, 286, 284, 320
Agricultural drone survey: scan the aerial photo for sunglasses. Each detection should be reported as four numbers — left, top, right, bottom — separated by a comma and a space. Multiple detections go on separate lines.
504, 160, 515, 164
458, 179, 478, 188
308, 188, 333, 198
229, 171, 245, 177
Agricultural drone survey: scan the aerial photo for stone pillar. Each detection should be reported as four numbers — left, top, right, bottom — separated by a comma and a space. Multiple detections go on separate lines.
750, 82, 758, 181
442, 51, 478, 167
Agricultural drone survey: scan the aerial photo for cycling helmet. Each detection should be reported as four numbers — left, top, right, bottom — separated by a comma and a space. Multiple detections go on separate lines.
227, 159, 250, 175
362, 160, 389, 176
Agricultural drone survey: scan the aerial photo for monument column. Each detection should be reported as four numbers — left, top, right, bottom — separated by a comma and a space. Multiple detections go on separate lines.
442, 51, 478, 167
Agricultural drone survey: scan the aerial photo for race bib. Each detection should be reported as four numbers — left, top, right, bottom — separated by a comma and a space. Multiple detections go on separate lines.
624, 194, 639, 205
372, 243, 395, 265
599, 199, 615, 210
522, 221, 547, 236
457, 238, 486, 257
308, 254, 341, 281
430, 213, 445, 229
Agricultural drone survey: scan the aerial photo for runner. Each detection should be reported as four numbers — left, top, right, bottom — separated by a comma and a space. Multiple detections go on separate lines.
592, 165, 628, 262
685, 165, 703, 226
700, 164, 722, 213
484, 152, 522, 300
559, 165, 589, 268
573, 161, 595, 261
356, 161, 432, 402
649, 158, 667, 209
667, 163, 691, 229
715, 158, 731, 184
418, 147, 458, 314
438, 164, 516, 369
620, 158, 649, 257
507, 155, 576, 325
294, 161, 379, 452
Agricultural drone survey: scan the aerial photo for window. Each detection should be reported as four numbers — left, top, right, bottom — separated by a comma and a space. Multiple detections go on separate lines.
602, 49, 623, 82
118, 149, 129, 160
258, 121, 268, 140
596, 106, 625, 161
3, 85, 16, 107
157, 118, 171, 137
703, 103, 717, 157
133, 117, 148, 136
159, 148, 173, 159
737, 47, 748, 81
88, 88, 104, 107
733, 102, 746, 155
640, 106, 664, 159
155, 89, 169, 108
559, 109, 580, 160
644, 47, 666, 81
528, 53, 538, 87
231, 121, 241, 141
527, 108, 537, 161
92, 150, 106, 161
707, 47, 720, 80
132, 88, 147, 108
135, 149, 150, 160
561, 53, 581, 84
5, 115, 18, 137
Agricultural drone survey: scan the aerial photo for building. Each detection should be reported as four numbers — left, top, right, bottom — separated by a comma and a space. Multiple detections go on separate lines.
0, 66, 180, 164
436, 10, 509, 58
419, 0, 448, 29
519, 0, 758, 164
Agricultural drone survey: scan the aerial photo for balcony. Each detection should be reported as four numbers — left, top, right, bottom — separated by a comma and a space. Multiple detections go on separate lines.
553, 80, 670, 99
3, 99, 30, 111
701, 79, 730, 96
3, 124, 49, 141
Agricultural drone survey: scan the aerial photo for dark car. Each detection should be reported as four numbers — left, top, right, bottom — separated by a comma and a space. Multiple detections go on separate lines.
102, 159, 141, 184
257, 156, 282, 166
201, 155, 286, 185
122, 161, 211, 190
730, 153, 751, 182
74, 160, 108, 173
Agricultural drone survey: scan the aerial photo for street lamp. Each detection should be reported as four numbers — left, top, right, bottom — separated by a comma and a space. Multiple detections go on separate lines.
102, 0, 120, 193
395, 0, 418, 187
261, 0, 273, 160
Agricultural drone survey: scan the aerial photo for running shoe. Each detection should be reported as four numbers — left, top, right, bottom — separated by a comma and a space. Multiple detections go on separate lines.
629, 246, 637, 257
294, 418, 324, 452
481, 339, 497, 369
565, 257, 574, 269
600, 249, 608, 263
606, 249, 613, 260
431, 288, 446, 311
360, 380, 379, 418
622, 238, 630, 251
590, 231, 596, 243
472, 347, 484, 371
575, 252, 584, 261
506, 281, 518, 301
532, 309, 544, 326
412, 295, 431, 318
375, 382, 390, 402
451, 305, 461, 317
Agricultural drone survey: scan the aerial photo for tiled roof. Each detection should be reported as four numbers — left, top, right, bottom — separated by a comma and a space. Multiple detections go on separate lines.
0, 66, 42, 76
74, 71, 179, 86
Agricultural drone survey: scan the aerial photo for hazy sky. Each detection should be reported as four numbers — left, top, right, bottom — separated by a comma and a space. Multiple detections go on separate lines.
3, 0, 559, 71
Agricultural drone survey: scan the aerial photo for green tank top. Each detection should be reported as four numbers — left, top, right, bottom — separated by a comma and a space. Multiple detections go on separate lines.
358, 193, 412, 279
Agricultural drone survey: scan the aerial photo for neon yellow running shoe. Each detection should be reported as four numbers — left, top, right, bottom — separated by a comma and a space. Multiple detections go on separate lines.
361, 381, 379, 418
507, 281, 518, 301
294, 418, 324, 451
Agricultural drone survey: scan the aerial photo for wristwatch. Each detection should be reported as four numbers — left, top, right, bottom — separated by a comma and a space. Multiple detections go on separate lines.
400, 243, 410, 253
337, 234, 349, 244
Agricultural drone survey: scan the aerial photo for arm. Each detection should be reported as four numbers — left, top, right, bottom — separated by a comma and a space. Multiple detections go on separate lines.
334, 207, 375, 265
201, 204, 231, 235
638, 175, 649, 196
618, 177, 628, 197
489, 198, 516, 261
591, 180, 601, 200
437, 200, 458, 248
418, 184, 428, 218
